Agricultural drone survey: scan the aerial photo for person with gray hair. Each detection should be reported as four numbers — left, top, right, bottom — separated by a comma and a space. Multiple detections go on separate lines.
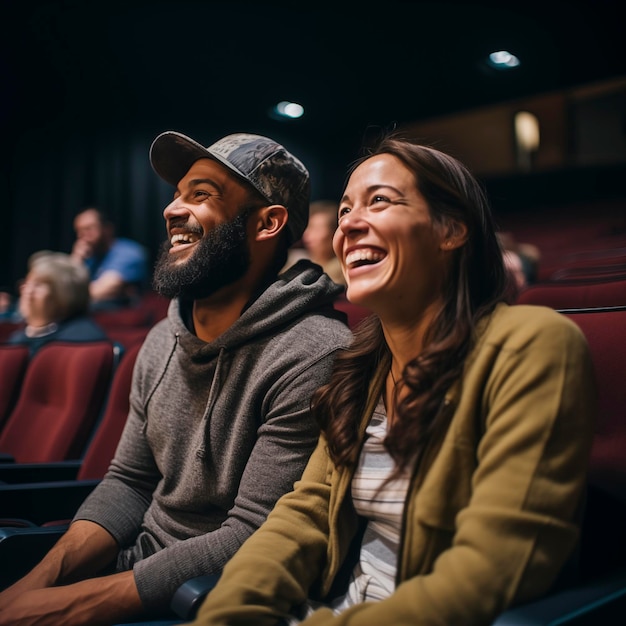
7, 251, 107, 355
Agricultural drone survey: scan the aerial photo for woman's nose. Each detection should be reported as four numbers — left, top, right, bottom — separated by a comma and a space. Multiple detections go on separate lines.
337, 207, 368, 235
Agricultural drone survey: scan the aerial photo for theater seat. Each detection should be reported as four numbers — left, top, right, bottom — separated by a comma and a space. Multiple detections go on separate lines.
0, 341, 141, 590
0, 344, 30, 432
0, 340, 141, 505
493, 305, 626, 624
0, 341, 115, 463
333, 295, 371, 330
516, 277, 626, 309
562, 307, 626, 503
79, 339, 141, 480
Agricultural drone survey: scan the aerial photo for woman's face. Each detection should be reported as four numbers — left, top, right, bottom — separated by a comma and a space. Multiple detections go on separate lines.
18, 270, 57, 326
333, 153, 449, 319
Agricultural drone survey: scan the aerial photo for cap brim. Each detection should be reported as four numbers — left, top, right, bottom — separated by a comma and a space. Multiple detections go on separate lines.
150, 131, 250, 187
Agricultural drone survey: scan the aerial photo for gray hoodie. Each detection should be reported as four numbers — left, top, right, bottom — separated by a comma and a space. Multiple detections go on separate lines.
74, 260, 352, 611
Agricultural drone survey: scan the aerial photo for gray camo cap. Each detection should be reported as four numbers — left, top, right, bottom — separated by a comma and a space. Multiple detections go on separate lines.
150, 131, 311, 244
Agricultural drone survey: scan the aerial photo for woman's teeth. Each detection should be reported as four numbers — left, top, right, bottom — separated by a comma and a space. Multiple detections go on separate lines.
346, 249, 384, 267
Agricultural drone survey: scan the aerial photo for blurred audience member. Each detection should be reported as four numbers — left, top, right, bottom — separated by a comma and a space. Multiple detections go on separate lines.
0, 288, 19, 321
502, 247, 528, 301
71, 208, 149, 310
498, 231, 542, 302
301, 200, 346, 286
7, 252, 107, 355
498, 230, 541, 285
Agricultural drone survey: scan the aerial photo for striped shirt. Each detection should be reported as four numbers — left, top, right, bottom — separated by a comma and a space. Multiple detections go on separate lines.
288, 397, 411, 622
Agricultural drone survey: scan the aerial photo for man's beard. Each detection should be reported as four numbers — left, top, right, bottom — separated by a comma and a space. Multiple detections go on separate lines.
152, 211, 251, 300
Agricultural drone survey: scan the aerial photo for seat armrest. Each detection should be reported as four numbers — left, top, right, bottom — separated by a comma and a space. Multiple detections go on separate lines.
0, 480, 99, 525
170, 574, 221, 620
492, 567, 626, 625
0, 525, 69, 591
0, 461, 81, 484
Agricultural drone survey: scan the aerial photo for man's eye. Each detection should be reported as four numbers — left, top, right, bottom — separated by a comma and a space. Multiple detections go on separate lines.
194, 190, 212, 199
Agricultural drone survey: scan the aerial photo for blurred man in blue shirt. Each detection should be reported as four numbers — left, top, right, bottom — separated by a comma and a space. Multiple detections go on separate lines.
71, 208, 148, 310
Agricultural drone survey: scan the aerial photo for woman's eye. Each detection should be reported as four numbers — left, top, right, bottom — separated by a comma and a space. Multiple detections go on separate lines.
372, 195, 389, 204
338, 206, 351, 218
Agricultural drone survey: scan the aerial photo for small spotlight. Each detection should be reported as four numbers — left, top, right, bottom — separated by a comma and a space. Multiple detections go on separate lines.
274, 101, 304, 119
487, 50, 520, 70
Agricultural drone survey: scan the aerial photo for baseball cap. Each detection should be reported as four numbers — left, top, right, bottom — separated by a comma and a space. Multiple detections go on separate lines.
150, 131, 311, 244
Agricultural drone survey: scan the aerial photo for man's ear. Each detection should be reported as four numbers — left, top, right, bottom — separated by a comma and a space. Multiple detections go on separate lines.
254, 205, 288, 242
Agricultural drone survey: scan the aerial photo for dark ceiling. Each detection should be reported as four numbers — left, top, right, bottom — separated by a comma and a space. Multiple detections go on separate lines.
2, 0, 625, 186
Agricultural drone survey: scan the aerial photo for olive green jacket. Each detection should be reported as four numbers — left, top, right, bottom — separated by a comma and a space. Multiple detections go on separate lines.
192, 304, 597, 626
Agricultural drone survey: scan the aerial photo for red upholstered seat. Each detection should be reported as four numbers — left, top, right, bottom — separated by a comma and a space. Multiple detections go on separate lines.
517, 278, 626, 309
78, 340, 141, 480
0, 341, 115, 463
0, 340, 140, 540
0, 345, 30, 432
0, 322, 24, 344
333, 296, 371, 330
561, 307, 626, 502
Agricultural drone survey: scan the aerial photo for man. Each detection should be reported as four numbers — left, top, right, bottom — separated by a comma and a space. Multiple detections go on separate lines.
301, 199, 345, 286
0, 131, 352, 624
71, 207, 149, 309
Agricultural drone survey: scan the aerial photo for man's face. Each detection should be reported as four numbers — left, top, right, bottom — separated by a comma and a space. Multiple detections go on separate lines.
302, 211, 336, 264
74, 209, 106, 255
152, 158, 260, 300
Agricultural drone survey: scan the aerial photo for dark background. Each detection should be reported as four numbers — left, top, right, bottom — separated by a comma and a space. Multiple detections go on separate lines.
1, 0, 625, 292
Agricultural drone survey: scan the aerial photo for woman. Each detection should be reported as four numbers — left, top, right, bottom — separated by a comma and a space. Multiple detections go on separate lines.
8, 251, 107, 355
190, 136, 597, 625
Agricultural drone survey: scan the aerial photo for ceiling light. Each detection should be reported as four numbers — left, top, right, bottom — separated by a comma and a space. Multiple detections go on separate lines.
272, 101, 304, 120
487, 50, 520, 70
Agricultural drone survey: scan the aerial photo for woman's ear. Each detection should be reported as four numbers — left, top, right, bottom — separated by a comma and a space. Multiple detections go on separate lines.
439, 220, 468, 251
254, 205, 288, 242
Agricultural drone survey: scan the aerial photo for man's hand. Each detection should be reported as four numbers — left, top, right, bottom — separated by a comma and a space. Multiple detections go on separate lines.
0, 521, 122, 624
0, 571, 143, 626
71, 238, 93, 263
89, 270, 126, 302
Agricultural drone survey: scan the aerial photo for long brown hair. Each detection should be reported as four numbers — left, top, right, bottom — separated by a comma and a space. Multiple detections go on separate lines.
313, 135, 508, 472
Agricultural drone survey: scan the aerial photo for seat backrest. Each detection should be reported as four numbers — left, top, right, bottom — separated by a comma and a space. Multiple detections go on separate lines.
560, 306, 626, 578
333, 296, 371, 331
139, 291, 171, 323
103, 326, 149, 352
0, 322, 25, 344
0, 341, 115, 463
0, 345, 30, 431
551, 264, 626, 281
78, 341, 142, 480
517, 278, 626, 309
561, 307, 626, 493
91, 306, 153, 330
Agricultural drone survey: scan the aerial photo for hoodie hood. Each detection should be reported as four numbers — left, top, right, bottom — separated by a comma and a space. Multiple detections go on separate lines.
169, 260, 345, 361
